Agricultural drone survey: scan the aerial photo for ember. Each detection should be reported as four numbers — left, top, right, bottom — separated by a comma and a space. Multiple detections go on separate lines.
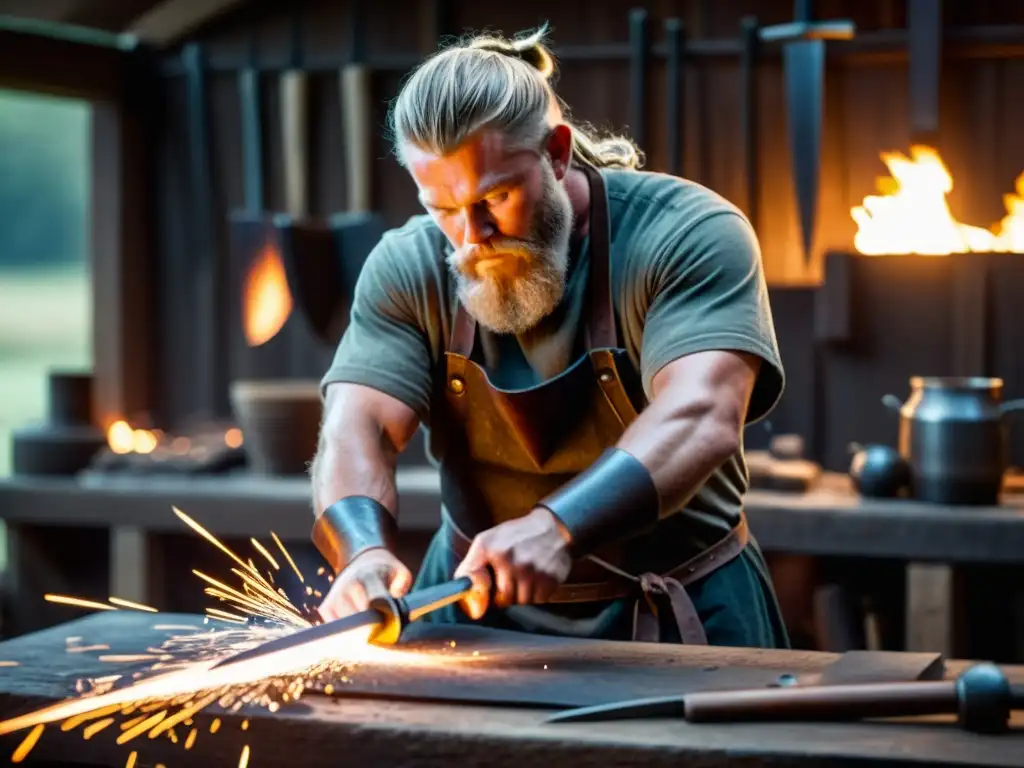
1, 506, 480, 766
852, 145, 1024, 255
106, 421, 159, 456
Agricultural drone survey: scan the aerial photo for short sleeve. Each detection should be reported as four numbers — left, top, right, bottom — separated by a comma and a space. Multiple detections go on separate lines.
320, 237, 435, 423
639, 211, 784, 424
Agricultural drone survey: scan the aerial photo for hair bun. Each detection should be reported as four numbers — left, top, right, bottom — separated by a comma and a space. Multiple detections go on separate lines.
511, 39, 554, 78
467, 26, 555, 79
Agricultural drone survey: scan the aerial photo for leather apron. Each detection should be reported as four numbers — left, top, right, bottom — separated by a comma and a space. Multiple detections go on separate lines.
431, 164, 750, 644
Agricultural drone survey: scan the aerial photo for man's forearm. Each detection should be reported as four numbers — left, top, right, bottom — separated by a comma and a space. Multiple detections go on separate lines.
536, 351, 756, 556
615, 394, 738, 513
308, 408, 403, 574
310, 411, 401, 518
536, 399, 738, 555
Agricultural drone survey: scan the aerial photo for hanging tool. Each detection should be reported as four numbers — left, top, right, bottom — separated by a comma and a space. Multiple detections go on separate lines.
628, 8, 650, 154
663, 17, 685, 177
545, 662, 1020, 734
908, 0, 942, 148
739, 16, 761, 233
280, 0, 386, 348
227, 28, 286, 375
210, 571, 489, 670
183, 42, 228, 416
760, 1, 855, 268
280, 9, 310, 225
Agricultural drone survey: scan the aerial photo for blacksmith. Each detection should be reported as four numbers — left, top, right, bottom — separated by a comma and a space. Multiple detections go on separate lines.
309, 26, 790, 647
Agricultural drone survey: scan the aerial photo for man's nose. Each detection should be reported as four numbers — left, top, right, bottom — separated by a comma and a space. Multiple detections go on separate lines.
462, 205, 495, 245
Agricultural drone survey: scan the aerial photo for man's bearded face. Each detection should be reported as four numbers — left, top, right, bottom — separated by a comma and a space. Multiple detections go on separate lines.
446, 160, 573, 335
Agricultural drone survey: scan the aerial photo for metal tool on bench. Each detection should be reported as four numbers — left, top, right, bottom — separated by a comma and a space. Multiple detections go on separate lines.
546, 662, 1021, 734
210, 570, 490, 670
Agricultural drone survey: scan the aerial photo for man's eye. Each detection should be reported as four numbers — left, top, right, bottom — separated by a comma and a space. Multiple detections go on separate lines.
487, 191, 509, 205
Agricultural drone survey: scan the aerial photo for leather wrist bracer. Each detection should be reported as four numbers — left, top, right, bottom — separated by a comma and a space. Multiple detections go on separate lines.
538, 448, 661, 557
312, 496, 398, 574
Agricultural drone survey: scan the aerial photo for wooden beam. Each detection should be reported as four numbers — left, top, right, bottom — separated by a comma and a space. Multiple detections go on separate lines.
125, 0, 249, 47
0, 24, 126, 101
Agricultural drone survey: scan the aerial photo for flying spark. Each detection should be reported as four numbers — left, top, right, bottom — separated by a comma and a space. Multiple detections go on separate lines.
0, 505, 482, 767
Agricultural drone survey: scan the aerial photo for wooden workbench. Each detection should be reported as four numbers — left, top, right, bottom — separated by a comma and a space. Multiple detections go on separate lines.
3, 470, 1024, 562
0, 611, 1022, 768
3, 470, 1024, 654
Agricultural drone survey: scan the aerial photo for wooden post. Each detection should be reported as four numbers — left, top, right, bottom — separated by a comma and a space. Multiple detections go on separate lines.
89, 50, 159, 429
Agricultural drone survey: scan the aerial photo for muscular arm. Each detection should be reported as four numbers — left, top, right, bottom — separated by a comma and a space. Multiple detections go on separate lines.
310, 382, 421, 519
532, 209, 782, 555
617, 349, 759, 513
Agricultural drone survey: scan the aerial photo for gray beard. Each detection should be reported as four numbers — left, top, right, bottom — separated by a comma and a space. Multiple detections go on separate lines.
448, 176, 574, 336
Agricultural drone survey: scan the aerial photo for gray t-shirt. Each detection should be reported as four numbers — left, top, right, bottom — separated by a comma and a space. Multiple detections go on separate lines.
323, 167, 784, 546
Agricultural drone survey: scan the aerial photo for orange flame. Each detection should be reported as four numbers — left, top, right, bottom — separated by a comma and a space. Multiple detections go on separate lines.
852, 145, 1024, 255
243, 244, 293, 346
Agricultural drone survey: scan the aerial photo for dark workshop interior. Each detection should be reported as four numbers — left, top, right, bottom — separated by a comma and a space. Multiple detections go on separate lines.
1, 0, 1024, 766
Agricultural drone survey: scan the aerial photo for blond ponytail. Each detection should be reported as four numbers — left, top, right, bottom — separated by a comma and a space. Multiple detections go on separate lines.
389, 25, 643, 170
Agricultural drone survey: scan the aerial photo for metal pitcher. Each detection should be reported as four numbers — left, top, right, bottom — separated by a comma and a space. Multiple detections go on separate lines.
882, 377, 1024, 506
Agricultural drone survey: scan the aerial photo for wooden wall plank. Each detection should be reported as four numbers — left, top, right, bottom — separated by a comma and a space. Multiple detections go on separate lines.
89, 53, 160, 430
139, 0, 1024, 429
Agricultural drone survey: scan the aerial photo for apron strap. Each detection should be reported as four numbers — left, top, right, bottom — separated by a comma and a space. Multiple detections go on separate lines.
449, 299, 476, 358
578, 164, 617, 351
632, 575, 708, 645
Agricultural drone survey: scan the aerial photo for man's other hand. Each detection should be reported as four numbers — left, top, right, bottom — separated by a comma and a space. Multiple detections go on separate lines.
454, 508, 572, 619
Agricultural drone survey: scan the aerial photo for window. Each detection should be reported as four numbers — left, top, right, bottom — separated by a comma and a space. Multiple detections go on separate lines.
0, 89, 92, 568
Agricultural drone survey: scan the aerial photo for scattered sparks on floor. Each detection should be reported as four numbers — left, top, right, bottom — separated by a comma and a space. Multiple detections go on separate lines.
1, 504, 484, 768
82, 717, 115, 739
10, 724, 44, 763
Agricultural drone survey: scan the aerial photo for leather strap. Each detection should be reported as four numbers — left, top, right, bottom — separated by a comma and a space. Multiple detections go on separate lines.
448, 292, 476, 357
443, 511, 750, 644
578, 163, 616, 350
312, 496, 399, 574
537, 447, 660, 557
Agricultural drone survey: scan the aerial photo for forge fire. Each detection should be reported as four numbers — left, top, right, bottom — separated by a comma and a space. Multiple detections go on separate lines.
852, 145, 1024, 256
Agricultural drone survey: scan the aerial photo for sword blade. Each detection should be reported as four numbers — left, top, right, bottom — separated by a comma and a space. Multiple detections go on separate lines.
783, 37, 824, 266
545, 695, 688, 723
210, 606, 385, 671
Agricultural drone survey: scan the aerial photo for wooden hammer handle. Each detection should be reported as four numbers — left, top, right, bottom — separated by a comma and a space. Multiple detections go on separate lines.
280, 69, 309, 217
684, 681, 956, 723
341, 63, 373, 213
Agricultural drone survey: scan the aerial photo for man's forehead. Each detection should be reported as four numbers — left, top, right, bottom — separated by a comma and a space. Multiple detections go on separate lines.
407, 130, 535, 203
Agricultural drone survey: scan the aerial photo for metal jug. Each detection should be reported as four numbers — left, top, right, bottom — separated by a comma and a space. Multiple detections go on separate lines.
882, 377, 1024, 506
